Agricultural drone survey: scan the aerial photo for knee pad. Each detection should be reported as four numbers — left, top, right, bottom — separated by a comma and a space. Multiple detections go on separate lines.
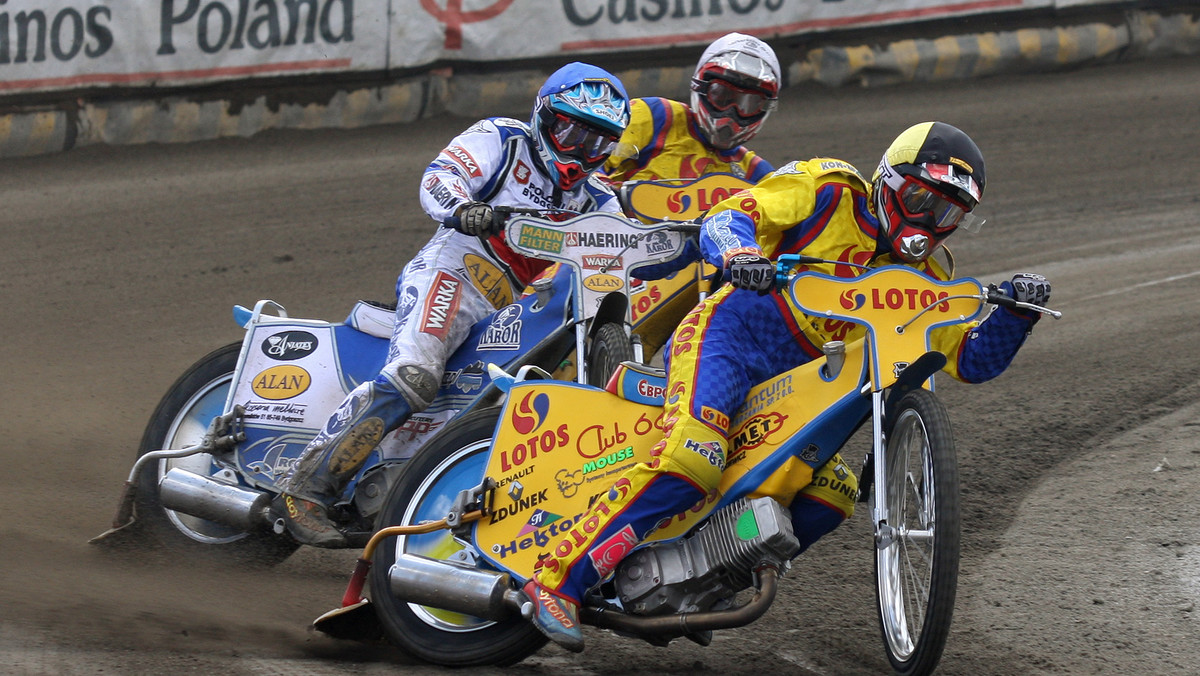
795, 453, 858, 520
378, 363, 440, 411
653, 415, 727, 491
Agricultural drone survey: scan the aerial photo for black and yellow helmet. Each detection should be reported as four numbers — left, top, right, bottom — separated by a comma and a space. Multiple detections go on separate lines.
872, 122, 986, 263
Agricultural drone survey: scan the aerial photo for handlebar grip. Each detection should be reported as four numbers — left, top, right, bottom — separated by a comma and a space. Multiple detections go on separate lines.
668, 223, 702, 234
986, 287, 1018, 309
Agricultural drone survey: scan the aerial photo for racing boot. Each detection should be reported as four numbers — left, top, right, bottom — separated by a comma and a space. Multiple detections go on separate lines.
276, 377, 419, 547
522, 579, 584, 653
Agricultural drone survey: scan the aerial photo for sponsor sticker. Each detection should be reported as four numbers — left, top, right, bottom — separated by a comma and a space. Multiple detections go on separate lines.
478, 305, 523, 350
261, 331, 318, 361
589, 524, 638, 579
442, 145, 482, 177
583, 273, 623, 292
250, 365, 312, 400
516, 224, 565, 253
464, 253, 513, 309
420, 272, 461, 339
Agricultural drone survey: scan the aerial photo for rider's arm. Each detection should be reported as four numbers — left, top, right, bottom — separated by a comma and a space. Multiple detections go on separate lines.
581, 174, 625, 214
932, 306, 1039, 383
699, 162, 823, 265
602, 98, 657, 184
419, 118, 512, 226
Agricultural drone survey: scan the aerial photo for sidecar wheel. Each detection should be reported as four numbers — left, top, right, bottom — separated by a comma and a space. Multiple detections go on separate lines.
133, 342, 298, 565
370, 408, 546, 666
875, 388, 960, 676
586, 321, 635, 387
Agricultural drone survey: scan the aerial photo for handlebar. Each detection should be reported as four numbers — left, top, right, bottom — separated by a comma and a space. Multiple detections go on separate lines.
443, 206, 702, 236
985, 284, 1062, 319
772, 255, 1062, 320
441, 205, 573, 231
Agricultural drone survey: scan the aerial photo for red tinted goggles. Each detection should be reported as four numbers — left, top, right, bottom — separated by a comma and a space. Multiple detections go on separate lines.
695, 78, 776, 117
547, 112, 620, 163
896, 175, 976, 233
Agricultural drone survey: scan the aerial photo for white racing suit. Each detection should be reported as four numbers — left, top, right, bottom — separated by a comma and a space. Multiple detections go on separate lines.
281, 117, 622, 542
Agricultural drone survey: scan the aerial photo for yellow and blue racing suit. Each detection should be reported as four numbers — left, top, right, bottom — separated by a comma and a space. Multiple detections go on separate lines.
603, 97, 774, 184
536, 158, 1040, 604
602, 97, 775, 354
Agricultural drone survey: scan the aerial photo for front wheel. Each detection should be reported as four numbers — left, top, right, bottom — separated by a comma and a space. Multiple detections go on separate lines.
875, 388, 960, 676
370, 408, 546, 666
133, 342, 298, 565
586, 321, 635, 387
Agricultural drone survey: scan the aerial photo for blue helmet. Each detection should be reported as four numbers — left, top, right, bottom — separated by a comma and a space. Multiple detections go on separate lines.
531, 63, 630, 190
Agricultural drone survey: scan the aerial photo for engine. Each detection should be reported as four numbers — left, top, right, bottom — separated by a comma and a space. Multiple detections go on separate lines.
613, 496, 801, 616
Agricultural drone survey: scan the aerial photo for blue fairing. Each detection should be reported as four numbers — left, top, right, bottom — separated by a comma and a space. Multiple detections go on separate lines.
236, 265, 575, 490
432, 267, 574, 413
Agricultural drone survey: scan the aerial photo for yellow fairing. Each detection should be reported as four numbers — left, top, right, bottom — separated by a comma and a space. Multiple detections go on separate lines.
622, 173, 754, 223
624, 173, 753, 356
787, 268, 983, 390
475, 383, 665, 575
720, 338, 867, 506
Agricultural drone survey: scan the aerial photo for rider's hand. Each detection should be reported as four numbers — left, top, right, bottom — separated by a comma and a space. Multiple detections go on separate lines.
725, 250, 774, 295
453, 201, 498, 237
1005, 273, 1051, 306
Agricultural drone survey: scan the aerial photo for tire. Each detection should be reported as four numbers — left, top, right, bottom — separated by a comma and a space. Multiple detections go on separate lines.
586, 321, 635, 388
370, 408, 546, 666
133, 342, 298, 565
874, 388, 960, 676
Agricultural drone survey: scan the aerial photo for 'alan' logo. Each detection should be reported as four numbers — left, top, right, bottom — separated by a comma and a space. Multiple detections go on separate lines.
251, 365, 311, 400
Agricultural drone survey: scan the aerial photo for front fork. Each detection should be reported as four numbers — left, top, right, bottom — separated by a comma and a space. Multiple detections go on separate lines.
860, 390, 897, 548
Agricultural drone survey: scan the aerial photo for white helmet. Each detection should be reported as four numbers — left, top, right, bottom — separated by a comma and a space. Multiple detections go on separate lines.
690, 33, 781, 150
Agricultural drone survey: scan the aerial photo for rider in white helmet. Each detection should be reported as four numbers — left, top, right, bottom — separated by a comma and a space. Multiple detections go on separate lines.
603, 33, 782, 356
275, 63, 630, 548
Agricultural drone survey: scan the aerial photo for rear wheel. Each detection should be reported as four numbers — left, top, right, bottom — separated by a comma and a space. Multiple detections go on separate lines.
370, 408, 546, 666
586, 321, 635, 387
133, 342, 298, 565
875, 388, 960, 676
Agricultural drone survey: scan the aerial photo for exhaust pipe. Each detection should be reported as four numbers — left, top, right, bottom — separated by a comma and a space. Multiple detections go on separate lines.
388, 553, 529, 621
158, 468, 273, 531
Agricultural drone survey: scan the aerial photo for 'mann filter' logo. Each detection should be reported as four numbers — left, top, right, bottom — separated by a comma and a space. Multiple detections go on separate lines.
261, 331, 318, 361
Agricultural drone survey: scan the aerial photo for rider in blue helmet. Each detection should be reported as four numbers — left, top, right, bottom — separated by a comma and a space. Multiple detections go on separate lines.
532, 63, 631, 190
274, 63, 630, 548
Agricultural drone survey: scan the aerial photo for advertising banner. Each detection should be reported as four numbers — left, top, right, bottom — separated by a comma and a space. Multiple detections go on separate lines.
396, 0, 1049, 67
0, 0, 1095, 94
0, 0, 385, 94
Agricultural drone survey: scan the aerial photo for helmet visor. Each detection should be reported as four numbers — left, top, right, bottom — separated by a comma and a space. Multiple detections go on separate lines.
897, 176, 985, 233
547, 111, 620, 163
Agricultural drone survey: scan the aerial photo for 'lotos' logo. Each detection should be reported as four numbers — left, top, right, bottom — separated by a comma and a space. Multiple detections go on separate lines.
840, 290, 867, 311
261, 331, 318, 360
667, 192, 691, 214
843, 287, 951, 312
512, 390, 550, 435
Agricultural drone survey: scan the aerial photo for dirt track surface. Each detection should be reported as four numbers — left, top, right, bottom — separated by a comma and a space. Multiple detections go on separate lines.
3, 55, 1200, 675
